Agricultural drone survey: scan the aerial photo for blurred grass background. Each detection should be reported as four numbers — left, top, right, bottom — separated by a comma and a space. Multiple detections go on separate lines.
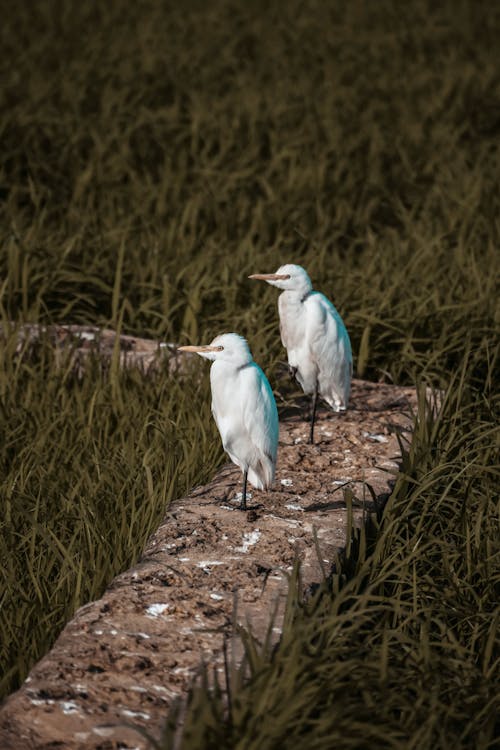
0, 0, 498, 742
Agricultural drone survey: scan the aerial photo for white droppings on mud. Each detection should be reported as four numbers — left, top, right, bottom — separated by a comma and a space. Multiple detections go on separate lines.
235, 529, 261, 553
136, 632, 151, 639
378, 460, 399, 469
321, 430, 333, 437
210, 593, 224, 601
285, 502, 303, 511
233, 491, 253, 503
179, 557, 190, 562
363, 431, 389, 443
94, 629, 103, 635
173, 666, 192, 676
266, 514, 302, 527
314, 527, 333, 537
196, 560, 225, 572
332, 478, 352, 484
30, 699, 55, 707
293, 437, 302, 444
280, 478, 293, 486
145, 603, 170, 617
93, 727, 116, 738
60, 701, 80, 715
121, 709, 150, 720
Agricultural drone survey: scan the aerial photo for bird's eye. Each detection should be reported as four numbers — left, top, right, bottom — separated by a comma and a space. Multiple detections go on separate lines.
215, 345, 224, 351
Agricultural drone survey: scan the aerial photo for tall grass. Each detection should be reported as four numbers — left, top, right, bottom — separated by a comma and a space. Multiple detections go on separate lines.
1, 0, 498, 381
0, 0, 499, 723
0, 332, 222, 698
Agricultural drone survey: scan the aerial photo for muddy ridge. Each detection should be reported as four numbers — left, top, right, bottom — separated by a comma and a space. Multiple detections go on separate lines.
0, 378, 418, 750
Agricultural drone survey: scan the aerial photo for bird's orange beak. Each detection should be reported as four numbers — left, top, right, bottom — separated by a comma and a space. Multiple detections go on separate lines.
248, 273, 290, 281
177, 344, 224, 353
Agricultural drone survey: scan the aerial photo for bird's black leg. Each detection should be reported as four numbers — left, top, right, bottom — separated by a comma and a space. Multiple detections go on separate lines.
309, 383, 319, 445
241, 470, 248, 511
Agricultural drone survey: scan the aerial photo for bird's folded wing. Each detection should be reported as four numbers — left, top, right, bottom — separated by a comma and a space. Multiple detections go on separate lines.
305, 293, 352, 369
241, 364, 278, 461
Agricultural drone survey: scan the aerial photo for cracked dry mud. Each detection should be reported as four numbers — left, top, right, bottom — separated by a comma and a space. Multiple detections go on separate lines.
0, 379, 418, 750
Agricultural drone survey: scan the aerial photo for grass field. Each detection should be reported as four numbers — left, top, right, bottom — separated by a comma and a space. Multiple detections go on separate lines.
0, 0, 498, 744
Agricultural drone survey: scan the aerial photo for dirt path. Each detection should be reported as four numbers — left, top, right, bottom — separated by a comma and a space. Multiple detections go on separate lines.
0, 378, 418, 750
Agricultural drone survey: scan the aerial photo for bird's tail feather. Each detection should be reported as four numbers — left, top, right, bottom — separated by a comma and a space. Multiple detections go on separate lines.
247, 454, 275, 490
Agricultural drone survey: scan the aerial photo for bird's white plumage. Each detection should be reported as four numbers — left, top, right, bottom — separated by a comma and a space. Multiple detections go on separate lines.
253, 264, 352, 411
186, 333, 278, 491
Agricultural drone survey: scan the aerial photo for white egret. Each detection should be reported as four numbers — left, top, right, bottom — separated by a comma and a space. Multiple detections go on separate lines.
249, 264, 352, 444
178, 333, 278, 510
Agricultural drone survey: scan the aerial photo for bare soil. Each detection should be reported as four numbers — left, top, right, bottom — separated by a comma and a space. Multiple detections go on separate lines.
0, 378, 418, 750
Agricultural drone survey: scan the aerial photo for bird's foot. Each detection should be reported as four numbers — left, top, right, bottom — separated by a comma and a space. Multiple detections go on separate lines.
233, 490, 252, 510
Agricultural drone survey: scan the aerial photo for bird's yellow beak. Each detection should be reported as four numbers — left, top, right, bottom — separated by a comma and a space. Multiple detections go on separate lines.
177, 344, 224, 353
248, 273, 290, 281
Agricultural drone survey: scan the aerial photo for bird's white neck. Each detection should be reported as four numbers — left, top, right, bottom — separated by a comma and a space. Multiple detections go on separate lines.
211, 358, 252, 376
279, 287, 312, 306
278, 289, 312, 343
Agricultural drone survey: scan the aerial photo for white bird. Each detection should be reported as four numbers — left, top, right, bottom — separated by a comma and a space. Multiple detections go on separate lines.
178, 333, 279, 510
249, 264, 352, 444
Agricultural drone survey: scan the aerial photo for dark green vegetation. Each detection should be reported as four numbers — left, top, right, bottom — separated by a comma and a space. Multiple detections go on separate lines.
0, 335, 221, 698
0, 0, 498, 744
